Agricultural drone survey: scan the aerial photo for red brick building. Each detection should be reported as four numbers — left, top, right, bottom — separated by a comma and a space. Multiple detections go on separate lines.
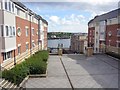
88, 9, 120, 54
0, 0, 48, 69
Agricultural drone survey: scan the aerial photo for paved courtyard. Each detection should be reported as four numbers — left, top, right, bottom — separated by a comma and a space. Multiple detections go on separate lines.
25, 54, 119, 88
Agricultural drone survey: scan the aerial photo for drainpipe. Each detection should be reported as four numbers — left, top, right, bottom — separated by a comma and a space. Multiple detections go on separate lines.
14, 50, 16, 65
105, 20, 107, 53
30, 14, 32, 55
38, 18, 40, 50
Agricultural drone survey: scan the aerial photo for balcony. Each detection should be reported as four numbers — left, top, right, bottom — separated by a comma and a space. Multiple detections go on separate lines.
1, 36, 16, 52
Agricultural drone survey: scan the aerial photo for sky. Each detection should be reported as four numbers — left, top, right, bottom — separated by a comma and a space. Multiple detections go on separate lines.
20, 0, 119, 33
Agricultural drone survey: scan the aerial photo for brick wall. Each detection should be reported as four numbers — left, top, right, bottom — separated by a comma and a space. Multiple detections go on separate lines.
106, 24, 118, 47
16, 16, 38, 56
88, 27, 95, 47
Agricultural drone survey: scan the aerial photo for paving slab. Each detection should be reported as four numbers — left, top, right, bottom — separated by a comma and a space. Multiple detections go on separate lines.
25, 54, 119, 88
61, 54, 118, 88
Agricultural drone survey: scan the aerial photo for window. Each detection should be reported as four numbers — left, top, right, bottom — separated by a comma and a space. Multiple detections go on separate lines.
32, 28, 34, 35
26, 44, 29, 50
109, 40, 111, 46
3, 51, 12, 61
6, 26, 9, 36
18, 46, 21, 55
117, 30, 120, 36
17, 8, 20, 15
108, 31, 112, 36
12, 3, 14, 12
17, 27, 21, 36
5, 1, 7, 10
10, 26, 12, 36
1, 25, 4, 37
25, 12, 28, 19
9, 2, 11, 11
26, 27, 28, 36
32, 42, 35, 48
118, 43, 120, 47
13, 27, 15, 36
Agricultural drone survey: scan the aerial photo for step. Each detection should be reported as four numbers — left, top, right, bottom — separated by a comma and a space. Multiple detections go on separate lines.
5, 82, 12, 88
0, 79, 5, 85
1, 80, 9, 87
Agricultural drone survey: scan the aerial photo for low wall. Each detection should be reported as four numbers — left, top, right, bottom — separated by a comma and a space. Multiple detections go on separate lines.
1, 45, 41, 70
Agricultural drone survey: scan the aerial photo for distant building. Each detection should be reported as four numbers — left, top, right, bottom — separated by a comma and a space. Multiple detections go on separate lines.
88, 8, 120, 54
70, 33, 88, 54
0, 0, 48, 69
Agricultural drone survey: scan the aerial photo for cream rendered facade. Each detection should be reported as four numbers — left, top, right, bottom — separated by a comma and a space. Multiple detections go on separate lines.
0, 0, 16, 66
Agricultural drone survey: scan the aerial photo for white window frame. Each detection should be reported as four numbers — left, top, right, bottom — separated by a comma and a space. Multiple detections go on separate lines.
26, 42, 29, 51
17, 7, 20, 16
32, 28, 34, 36
5, 25, 9, 37
13, 27, 15, 36
25, 26, 29, 37
10, 26, 12, 36
109, 40, 111, 46
18, 44, 21, 55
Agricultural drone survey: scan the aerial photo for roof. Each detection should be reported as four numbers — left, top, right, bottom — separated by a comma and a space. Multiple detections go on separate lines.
88, 8, 119, 24
11, 0, 48, 22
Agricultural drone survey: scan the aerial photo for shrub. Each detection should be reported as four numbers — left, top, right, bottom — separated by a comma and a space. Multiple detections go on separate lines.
2, 63, 29, 85
2, 50, 49, 85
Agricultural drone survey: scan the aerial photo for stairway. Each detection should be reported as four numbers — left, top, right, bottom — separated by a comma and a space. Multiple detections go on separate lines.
0, 79, 23, 90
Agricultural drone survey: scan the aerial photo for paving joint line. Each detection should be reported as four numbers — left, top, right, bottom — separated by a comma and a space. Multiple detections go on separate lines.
59, 56, 74, 90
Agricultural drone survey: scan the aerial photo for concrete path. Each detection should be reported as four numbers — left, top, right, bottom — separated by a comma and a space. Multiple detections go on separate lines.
25, 54, 119, 88
25, 55, 71, 88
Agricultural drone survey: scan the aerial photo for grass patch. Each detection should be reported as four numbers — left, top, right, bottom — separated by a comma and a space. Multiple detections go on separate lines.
2, 50, 49, 85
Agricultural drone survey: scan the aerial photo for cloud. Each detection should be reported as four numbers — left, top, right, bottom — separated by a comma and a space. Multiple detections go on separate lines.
22, 0, 120, 32
47, 14, 88, 33
49, 16, 60, 23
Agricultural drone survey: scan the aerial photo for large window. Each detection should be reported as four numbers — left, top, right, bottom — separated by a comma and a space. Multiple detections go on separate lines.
4, 1, 14, 13
3, 51, 12, 61
6, 26, 9, 36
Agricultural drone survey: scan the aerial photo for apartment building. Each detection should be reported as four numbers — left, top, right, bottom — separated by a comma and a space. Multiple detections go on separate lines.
0, 0, 48, 69
88, 9, 120, 54
70, 33, 88, 54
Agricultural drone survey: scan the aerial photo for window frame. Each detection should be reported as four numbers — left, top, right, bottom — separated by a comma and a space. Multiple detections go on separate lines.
3, 51, 12, 61
5, 26, 9, 36
25, 27, 29, 37
18, 46, 21, 55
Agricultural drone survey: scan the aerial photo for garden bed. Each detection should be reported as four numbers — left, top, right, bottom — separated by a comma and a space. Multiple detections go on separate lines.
2, 50, 49, 86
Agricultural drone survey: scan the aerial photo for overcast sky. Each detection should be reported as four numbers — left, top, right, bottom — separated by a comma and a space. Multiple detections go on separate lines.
20, 0, 119, 33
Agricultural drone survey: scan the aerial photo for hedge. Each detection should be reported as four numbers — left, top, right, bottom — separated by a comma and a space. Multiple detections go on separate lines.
106, 52, 120, 59
2, 50, 49, 85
